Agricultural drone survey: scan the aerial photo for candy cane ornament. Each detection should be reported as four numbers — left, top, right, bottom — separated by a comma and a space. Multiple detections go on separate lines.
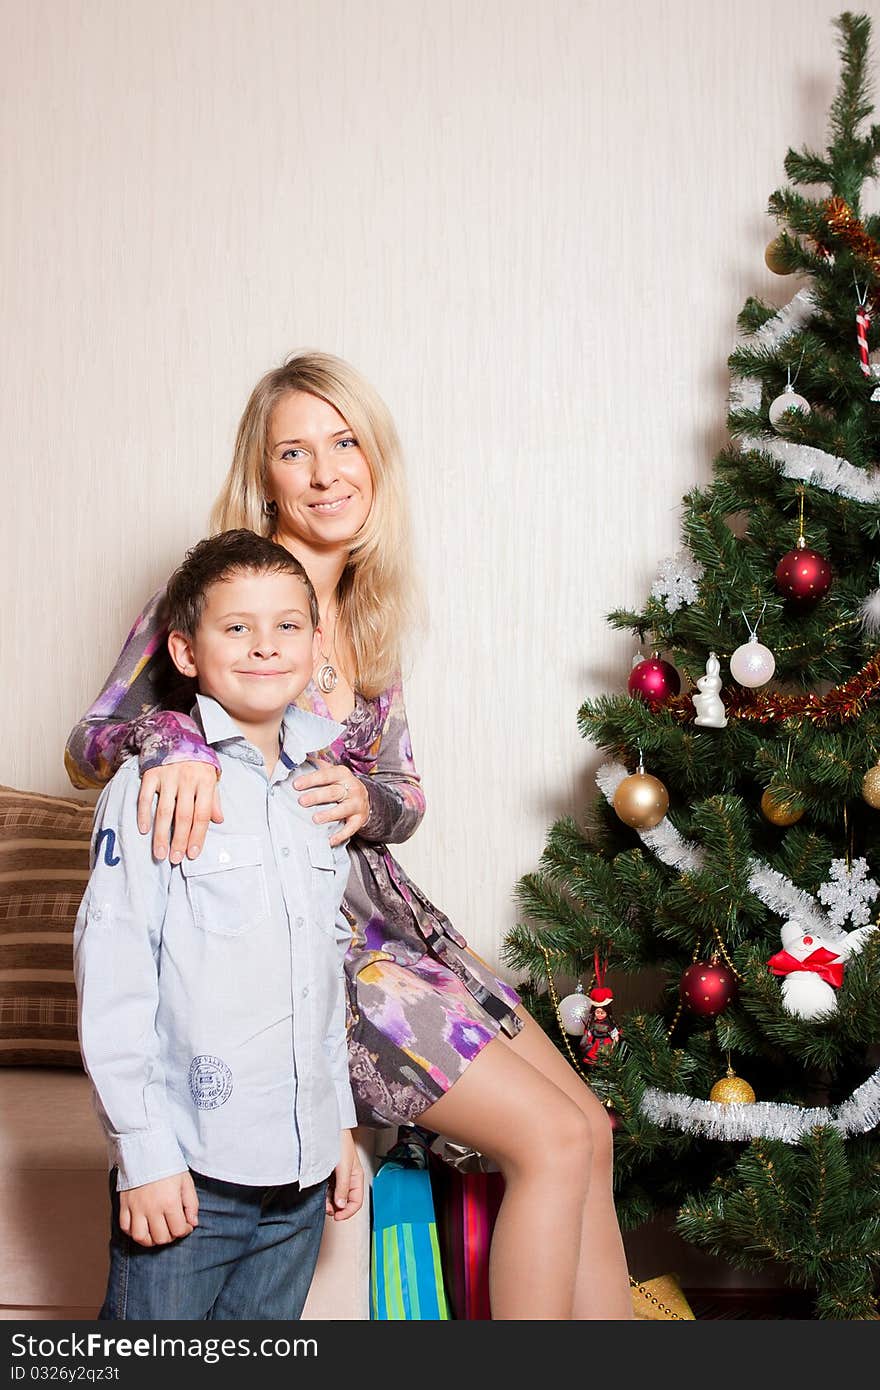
857, 303, 872, 378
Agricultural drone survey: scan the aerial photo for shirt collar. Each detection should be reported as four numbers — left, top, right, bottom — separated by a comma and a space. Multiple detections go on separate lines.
193, 692, 345, 766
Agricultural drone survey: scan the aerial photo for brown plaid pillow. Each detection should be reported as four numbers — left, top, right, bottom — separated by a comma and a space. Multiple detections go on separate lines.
0, 785, 94, 1067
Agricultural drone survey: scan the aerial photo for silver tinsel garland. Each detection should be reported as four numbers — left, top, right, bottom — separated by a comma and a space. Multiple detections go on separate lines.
641, 1067, 880, 1142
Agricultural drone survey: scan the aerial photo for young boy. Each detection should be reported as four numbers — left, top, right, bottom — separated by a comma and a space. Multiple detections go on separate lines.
74, 529, 362, 1321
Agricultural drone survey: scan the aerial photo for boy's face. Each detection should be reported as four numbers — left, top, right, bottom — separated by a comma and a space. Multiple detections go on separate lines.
168, 568, 320, 725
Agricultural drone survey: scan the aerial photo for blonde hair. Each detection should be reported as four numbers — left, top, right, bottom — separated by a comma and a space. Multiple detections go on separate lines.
210, 352, 419, 697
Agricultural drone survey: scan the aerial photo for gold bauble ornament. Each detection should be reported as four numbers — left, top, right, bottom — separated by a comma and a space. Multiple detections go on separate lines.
862, 765, 880, 809
709, 1066, 756, 1105
760, 788, 804, 826
613, 771, 669, 830
764, 236, 790, 274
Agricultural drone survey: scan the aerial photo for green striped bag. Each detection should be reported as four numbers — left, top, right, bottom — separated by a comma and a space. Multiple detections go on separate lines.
370, 1131, 449, 1320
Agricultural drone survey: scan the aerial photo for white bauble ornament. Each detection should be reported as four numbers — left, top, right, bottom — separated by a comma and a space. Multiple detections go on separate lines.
769, 386, 811, 431
729, 633, 776, 687
558, 984, 590, 1035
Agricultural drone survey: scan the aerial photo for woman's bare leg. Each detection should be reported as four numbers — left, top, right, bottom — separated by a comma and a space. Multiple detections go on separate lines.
502, 1008, 633, 1319
417, 1031, 594, 1319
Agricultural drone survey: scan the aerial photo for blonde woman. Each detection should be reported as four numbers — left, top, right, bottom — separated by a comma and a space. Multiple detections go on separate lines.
66, 353, 632, 1320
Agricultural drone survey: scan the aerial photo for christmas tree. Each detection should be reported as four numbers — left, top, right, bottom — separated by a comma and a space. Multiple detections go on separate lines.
506, 12, 880, 1321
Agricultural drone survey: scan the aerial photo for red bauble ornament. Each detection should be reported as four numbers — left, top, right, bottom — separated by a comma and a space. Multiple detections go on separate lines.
775, 544, 832, 605
628, 653, 681, 702
679, 959, 738, 1017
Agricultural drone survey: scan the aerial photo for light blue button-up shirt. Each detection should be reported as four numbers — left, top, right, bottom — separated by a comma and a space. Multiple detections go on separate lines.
74, 693, 356, 1192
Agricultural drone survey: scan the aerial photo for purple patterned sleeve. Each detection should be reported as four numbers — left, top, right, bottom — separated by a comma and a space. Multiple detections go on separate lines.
64, 587, 221, 790
342, 676, 426, 845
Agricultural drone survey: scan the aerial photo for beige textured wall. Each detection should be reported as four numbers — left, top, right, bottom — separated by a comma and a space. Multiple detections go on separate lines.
1, 0, 867, 983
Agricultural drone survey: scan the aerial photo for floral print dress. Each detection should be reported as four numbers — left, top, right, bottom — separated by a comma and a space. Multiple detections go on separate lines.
66, 589, 522, 1126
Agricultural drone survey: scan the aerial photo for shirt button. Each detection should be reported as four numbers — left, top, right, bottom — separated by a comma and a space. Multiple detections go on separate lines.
295, 916, 304, 929
281, 846, 290, 857
218, 851, 231, 864
302, 987, 309, 999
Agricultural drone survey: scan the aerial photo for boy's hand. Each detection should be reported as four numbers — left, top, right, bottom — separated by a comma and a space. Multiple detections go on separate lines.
326, 1130, 364, 1221
120, 1171, 199, 1246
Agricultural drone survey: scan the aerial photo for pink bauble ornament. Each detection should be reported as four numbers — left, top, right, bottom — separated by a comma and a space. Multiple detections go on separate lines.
628, 653, 680, 702
604, 1102, 621, 1133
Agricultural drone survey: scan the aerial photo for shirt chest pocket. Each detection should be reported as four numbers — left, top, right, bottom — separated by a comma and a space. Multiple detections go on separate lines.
306, 837, 344, 939
180, 834, 269, 936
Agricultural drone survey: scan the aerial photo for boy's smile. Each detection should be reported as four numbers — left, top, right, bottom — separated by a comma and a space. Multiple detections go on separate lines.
168, 568, 321, 761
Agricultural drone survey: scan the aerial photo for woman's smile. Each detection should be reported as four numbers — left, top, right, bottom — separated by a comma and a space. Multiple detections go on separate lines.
308, 494, 353, 514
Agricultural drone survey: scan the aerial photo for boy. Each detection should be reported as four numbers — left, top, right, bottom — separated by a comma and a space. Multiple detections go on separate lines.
74, 529, 362, 1321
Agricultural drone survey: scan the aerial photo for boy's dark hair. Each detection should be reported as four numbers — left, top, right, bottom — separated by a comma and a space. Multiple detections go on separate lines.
165, 529, 319, 638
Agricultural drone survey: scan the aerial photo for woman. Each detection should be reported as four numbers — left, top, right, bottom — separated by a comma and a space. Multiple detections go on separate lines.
66, 352, 632, 1320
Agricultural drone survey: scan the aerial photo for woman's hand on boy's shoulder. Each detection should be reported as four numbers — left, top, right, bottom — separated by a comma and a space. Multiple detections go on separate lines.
138, 762, 224, 864
119, 1170, 200, 1246
294, 760, 369, 846
325, 1130, 365, 1221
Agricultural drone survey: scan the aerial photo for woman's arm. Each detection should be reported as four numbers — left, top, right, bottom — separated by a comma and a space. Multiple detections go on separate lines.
354, 676, 426, 844
64, 588, 221, 790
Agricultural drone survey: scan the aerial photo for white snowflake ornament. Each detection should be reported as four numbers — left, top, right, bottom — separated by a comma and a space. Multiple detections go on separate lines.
651, 549, 704, 614
817, 857, 879, 928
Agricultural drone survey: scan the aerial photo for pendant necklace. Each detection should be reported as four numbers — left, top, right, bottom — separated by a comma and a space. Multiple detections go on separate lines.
316, 604, 340, 694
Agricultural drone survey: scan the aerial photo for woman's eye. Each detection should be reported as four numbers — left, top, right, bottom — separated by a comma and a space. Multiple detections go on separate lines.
278, 622, 301, 632
280, 447, 306, 461
337, 436, 358, 449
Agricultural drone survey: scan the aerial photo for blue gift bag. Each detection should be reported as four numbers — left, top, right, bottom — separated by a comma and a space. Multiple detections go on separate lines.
370, 1130, 450, 1320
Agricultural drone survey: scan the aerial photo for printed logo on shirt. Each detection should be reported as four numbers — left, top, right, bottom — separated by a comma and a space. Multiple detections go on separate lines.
189, 1055, 234, 1110
95, 828, 121, 867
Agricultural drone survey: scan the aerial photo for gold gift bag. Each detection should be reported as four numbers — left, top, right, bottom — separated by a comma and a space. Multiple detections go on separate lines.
630, 1273, 696, 1320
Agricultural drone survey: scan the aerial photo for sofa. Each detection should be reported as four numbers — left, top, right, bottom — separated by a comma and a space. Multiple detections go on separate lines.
0, 784, 374, 1321
0, 784, 760, 1320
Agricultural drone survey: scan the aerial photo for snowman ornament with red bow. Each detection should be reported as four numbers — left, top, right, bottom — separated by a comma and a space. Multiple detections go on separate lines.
767, 918, 876, 1020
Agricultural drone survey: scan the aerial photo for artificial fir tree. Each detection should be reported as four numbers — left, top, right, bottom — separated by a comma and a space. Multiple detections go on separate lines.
506, 12, 880, 1320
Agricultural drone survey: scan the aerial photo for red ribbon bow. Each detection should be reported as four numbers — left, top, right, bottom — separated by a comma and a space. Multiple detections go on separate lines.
767, 946, 844, 989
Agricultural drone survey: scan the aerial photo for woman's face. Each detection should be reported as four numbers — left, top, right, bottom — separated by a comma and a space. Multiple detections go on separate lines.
265, 390, 374, 551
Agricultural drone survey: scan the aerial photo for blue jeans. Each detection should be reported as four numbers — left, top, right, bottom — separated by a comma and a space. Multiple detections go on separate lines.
99, 1168, 328, 1320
